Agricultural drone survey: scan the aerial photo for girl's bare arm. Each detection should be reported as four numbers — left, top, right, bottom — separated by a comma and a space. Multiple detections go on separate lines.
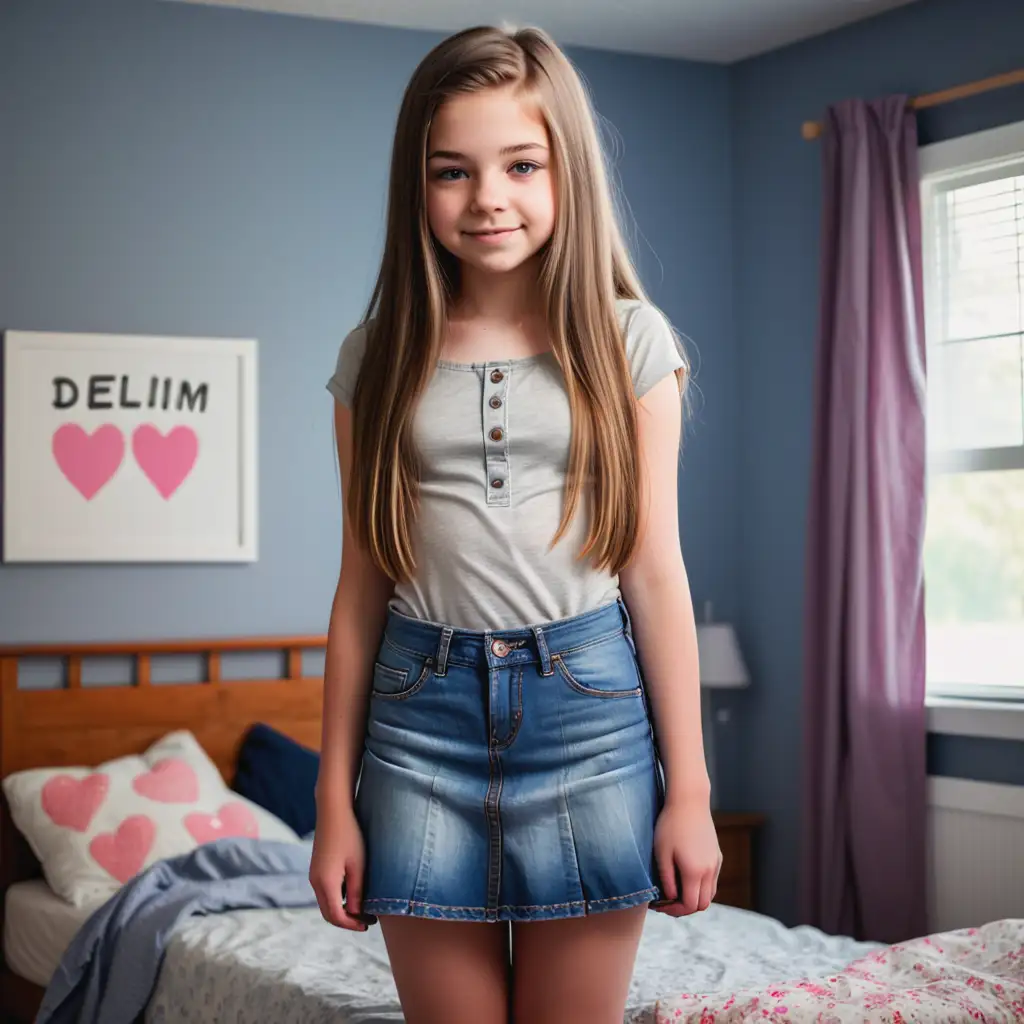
618, 376, 709, 806
316, 400, 396, 808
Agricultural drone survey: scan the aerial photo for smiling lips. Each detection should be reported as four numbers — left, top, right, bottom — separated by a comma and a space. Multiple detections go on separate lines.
466, 226, 521, 242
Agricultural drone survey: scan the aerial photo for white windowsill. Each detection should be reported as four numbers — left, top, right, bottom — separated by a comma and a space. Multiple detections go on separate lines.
926, 697, 1024, 741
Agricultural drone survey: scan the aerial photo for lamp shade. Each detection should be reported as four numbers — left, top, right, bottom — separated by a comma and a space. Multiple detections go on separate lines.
695, 623, 749, 688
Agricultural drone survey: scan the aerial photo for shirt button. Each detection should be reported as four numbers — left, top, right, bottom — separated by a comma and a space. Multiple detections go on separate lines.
489, 396, 502, 409
491, 478, 504, 489
489, 427, 503, 442
490, 370, 504, 383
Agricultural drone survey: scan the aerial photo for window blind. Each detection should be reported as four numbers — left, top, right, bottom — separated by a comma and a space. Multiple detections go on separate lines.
926, 165, 1024, 463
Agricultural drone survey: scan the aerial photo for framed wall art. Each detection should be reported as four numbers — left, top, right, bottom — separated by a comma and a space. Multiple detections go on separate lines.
2, 330, 257, 562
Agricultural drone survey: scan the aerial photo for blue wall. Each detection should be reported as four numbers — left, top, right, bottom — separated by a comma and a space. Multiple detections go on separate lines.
731, 0, 1024, 925
0, 0, 736, 642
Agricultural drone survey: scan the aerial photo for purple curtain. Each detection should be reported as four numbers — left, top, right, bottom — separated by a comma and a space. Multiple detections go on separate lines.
800, 96, 928, 944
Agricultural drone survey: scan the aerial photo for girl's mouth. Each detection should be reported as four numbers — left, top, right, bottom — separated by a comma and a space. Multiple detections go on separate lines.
466, 227, 520, 241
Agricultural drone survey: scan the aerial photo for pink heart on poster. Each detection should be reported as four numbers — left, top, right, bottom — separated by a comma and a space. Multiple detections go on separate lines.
89, 815, 156, 883
184, 801, 259, 845
41, 773, 109, 832
52, 424, 124, 500
131, 425, 198, 499
131, 758, 199, 804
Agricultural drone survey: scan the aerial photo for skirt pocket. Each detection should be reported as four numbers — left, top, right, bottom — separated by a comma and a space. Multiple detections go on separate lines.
370, 638, 434, 701
551, 631, 643, 699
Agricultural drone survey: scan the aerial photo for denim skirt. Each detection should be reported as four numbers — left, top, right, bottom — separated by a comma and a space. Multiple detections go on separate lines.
353, 596, 666, 923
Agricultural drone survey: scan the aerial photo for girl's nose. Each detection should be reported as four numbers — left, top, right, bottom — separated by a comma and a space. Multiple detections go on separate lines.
470, 171, 508, 212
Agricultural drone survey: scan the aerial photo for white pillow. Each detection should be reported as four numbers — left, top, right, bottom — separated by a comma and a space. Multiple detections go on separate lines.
1, 730, 301, 906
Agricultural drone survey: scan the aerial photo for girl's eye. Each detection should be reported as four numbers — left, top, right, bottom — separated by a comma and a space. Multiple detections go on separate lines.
436, 168, 467, 181
511, 162, 540, 176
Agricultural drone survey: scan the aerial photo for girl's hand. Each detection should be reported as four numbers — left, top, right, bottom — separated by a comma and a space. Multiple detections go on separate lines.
309, 799, 377, 932
650, 795, 722, 917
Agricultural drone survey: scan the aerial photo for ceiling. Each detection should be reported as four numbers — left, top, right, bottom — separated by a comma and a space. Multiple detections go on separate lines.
167, 0, 920, 63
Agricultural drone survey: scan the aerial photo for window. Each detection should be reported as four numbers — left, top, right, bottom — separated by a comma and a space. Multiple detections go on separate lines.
920, 121, 1024, 704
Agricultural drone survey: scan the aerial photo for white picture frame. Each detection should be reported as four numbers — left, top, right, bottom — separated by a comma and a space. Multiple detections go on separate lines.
2, 330, 258, 563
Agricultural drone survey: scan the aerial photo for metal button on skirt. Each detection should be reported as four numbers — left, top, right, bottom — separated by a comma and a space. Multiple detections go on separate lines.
353, 597, 666, 923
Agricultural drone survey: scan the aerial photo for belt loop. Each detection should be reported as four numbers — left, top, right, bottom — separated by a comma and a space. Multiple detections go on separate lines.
531, 625, 553, 676
618, 596, 637, 656
435, 626, 454, 677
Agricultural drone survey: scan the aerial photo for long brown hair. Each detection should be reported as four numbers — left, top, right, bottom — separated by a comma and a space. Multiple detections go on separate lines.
348, 25, 689, 583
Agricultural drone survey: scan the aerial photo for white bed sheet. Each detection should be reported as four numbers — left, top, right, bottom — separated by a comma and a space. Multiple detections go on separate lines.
146, 902, 882, 1024
3, 879, 103, 988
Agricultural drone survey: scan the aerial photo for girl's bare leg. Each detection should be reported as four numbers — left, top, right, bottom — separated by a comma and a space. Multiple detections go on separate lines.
510, 904, 648, 1024
379, 916, 512, 1024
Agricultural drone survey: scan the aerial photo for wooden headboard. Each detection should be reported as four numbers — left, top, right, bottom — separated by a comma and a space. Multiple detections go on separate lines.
0, 634, 327, 1020
0, 634, 327, 881
0, 635, 328, 775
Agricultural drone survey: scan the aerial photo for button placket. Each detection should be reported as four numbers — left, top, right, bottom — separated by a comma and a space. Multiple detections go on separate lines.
483, 363, 510, 506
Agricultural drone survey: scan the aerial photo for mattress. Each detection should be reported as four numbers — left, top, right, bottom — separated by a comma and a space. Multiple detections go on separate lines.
3, 879, 103, 988
146, 901, 882, 1024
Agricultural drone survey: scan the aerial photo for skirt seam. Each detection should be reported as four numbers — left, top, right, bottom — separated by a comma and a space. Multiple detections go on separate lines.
410, 772, 440, 904
557, 694, 587, 906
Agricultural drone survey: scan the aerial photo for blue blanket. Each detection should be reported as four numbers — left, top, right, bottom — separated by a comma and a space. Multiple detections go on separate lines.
37, 837, 318, 1024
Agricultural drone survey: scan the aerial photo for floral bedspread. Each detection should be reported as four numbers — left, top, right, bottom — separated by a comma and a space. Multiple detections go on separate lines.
655, 918, 1024, 1023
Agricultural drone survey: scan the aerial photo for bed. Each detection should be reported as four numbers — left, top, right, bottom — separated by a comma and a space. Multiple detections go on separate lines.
0, 633, 325, 1022
1, 636, 1021, 1024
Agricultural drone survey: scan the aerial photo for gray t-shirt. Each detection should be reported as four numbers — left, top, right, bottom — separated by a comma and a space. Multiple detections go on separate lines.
327, 299, 686, 632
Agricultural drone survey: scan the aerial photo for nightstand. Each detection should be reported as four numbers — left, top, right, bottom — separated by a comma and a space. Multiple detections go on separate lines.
712, 812, 765, 911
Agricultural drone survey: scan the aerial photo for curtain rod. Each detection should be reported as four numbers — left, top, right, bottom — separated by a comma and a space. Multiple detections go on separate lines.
801, 67, 1024, 140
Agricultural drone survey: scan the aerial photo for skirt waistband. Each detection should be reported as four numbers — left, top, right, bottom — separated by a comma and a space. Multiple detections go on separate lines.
382, 597, 636, 677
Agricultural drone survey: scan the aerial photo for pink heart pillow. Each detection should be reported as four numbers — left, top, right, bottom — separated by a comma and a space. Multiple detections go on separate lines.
2, 730, 300, 906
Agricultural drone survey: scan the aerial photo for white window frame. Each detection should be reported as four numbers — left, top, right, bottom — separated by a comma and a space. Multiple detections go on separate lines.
919, 120, 1024, 740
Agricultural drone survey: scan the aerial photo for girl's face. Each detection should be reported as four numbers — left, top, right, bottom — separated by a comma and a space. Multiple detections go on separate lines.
425, 86, 556, 278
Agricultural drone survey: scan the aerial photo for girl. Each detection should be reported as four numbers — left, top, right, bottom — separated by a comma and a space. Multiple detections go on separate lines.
311, 24, 720, 1024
